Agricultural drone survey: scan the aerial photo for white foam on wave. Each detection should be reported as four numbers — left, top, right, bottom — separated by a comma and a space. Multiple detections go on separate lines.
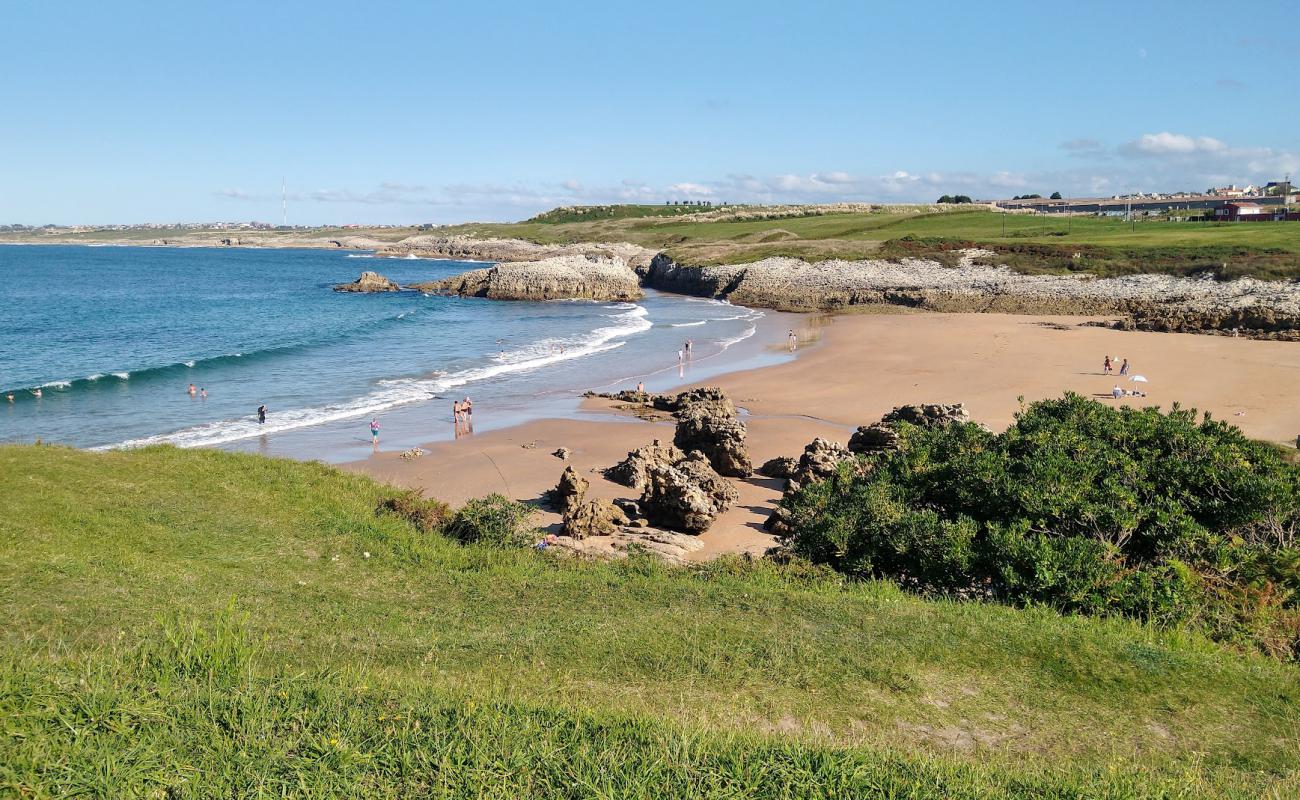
40, 379, 71, 389
86, 373, 104, 381
102, 304, 654, 451
345, 253, 375, 258
184, 360, 196, 368
669, 320, 707, 328
112, 371, 130, 380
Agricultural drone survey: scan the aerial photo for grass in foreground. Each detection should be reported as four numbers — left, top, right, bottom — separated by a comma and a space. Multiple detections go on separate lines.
2, 444, 1298, 797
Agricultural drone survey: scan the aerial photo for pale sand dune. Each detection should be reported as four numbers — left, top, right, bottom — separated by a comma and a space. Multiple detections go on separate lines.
349, 313, 1300, 560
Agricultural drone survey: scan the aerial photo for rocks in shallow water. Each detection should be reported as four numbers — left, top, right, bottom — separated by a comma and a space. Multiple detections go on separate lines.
604, 439, 687, 490
640, 451, 738, 533
758, 456, 799, 479
562, 498, 629, 539
547, 465, 589, 514
333, 271, 400, 293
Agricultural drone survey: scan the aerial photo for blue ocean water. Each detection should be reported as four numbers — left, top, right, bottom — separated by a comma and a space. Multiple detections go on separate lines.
0, 246, 782, 457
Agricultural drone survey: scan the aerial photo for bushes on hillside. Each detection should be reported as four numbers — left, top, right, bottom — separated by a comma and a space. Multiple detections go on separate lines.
780, 394, 1300, 657
376, 490, 452, 533
444, 493, 537, 548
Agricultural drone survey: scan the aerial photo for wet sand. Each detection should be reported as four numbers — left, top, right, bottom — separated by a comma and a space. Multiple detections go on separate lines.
348, 312, 1300, 559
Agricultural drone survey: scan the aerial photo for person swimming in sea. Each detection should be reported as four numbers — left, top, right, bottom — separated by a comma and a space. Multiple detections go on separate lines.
32, 388, 42, 399
199, 387, 207, 399
5, 393, 13, 403
188, 383, 197, 396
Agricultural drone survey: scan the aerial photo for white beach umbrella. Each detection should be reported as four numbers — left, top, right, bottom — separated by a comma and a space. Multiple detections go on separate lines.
1129, 375, 1148, 383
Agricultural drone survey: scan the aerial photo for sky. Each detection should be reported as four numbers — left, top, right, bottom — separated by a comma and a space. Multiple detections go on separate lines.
2, 0, 1297, 225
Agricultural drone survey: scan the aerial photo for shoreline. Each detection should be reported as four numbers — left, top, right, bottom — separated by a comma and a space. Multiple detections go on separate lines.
346, 310, 1300, 560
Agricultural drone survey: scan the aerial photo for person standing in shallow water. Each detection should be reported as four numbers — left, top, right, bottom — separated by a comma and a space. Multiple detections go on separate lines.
257, 404, 267, 424
788, 330, 798, 352
369, 417, 380, 447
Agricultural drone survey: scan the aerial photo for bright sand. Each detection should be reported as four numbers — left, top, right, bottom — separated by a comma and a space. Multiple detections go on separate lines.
349, 312, 1300, 559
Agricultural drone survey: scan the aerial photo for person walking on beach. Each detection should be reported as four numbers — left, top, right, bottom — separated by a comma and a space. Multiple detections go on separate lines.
1119, 358, 1130, 376
1103, 356, 1112, 375
369, 417, 380, 446
257, 404, 267, 424
788, 330, 798, 352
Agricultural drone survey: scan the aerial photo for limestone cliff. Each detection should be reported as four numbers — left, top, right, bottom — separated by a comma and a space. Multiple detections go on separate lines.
411, 255, 643, 302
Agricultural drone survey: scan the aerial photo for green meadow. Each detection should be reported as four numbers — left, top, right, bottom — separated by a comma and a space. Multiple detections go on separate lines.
3, 444, 1298, 797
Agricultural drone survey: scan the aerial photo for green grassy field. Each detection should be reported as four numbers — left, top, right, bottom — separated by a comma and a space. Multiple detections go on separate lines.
3, 444, 1298, 797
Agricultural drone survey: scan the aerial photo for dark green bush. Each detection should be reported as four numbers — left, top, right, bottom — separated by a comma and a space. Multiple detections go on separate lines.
444, 493, 537, 548
780, 394, 1300, 657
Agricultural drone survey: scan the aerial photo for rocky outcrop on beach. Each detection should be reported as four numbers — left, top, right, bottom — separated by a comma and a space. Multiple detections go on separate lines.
673, 403, 752, 478
378, 234, 658, 271
848, 403, 973, 454
547, 465, 589, 515
641, 452, 739, 533
562, 498, 630, 539
604, 439, 687, 490
410, 255, 643, 302
638, 253, 1300, 337
333, 271, 401, 292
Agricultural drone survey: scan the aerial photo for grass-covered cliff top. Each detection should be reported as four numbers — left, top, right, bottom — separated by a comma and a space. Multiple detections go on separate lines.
6, 204, 1299, 279
3, 444, 1298, 797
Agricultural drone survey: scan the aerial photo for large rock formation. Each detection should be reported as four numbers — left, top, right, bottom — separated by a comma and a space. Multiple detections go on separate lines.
848, 403, 973, 454
788, 437, 858, 492
562, 498, 629, 539
333, 271, 400, 293
640, 452, 738, 533
376, 235, 657, 271
546, 465, 589, 515
670, 388, 752, 478
411, 255, 643, 302
638, 253, 1300, 338
604, 439, 687, 490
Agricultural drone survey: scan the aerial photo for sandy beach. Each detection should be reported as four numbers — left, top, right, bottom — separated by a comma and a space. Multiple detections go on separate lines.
349, 311, 1300, 559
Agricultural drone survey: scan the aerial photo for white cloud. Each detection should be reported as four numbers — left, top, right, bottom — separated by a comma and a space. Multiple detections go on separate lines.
669, 182, 714, 197
1121, 132, 1226, 156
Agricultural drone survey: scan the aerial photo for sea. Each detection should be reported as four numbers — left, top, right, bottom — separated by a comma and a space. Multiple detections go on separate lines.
0, 245, 797, 461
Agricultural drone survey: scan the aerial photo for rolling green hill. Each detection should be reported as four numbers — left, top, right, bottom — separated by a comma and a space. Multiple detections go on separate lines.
2, 444, 1298, 797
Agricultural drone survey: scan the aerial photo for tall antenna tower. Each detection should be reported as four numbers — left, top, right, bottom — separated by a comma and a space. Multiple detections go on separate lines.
281, 177, 287, 227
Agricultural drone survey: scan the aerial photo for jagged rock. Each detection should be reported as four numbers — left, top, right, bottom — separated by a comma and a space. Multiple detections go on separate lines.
410, 255, 643, 302
673, 392, 751, 478
883, 403, 971, 427
552, 447, 572, 460
604, 439, 686, 490
848, 404, 972, 454
669, 387, 737, 418
764, 506, 794, 538
758, 456, 799, 479
640, 452, 738, 533
847, 423, 899, 455
562, 499, 629, 539
788, 437, 856, 492
547, 465, 589, 514
612, 498, 642, 519
398, 446, 425, 461
333, 271, 400, 293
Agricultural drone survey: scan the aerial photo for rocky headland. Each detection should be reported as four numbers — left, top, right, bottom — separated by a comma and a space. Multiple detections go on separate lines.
377, 234, 658, 271
410, 254, 643, 302
637, 252, 1300, 339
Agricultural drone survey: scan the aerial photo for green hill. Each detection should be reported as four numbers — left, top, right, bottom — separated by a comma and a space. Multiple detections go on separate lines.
2, 444, 1298, 797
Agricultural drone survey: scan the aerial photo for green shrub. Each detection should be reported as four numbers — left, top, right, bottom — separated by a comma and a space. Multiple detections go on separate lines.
444, 493, 537, 547
376, 489, 451, 533
781, 394, 1300, 657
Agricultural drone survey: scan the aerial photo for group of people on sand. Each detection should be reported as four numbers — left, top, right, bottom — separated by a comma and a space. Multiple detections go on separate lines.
1101, 355, 1147, 399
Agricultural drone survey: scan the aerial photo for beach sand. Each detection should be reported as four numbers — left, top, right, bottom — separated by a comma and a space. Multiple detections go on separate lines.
348, 312, 1300, 559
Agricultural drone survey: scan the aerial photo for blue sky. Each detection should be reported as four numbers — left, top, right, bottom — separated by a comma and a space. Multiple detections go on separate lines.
2, 0, 1297, 224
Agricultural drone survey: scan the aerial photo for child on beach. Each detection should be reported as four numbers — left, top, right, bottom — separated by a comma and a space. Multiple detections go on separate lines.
1103, 356, 1112, 374
370, 418, 380, 445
